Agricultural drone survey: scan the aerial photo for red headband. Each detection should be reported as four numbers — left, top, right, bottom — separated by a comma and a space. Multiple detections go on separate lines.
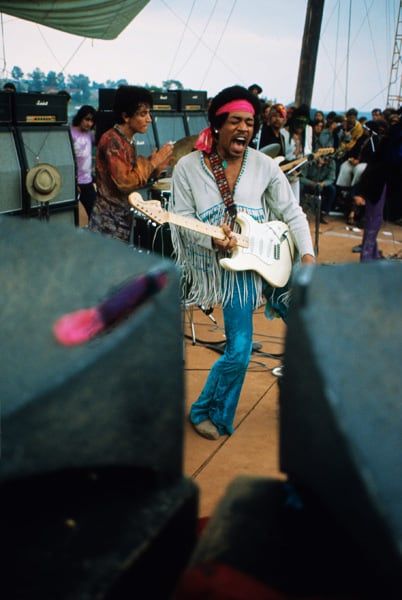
194, 99, 255, 153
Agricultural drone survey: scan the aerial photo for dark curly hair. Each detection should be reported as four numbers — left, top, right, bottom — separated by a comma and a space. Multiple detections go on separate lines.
113, 85, 153, 123
72, 105, 96, 127
208, 85, 261, 140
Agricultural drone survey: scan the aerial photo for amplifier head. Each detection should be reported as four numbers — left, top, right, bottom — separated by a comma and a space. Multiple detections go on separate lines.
13, 93, 68, 125
151, 91, 178, 112
178, 90, 207, 112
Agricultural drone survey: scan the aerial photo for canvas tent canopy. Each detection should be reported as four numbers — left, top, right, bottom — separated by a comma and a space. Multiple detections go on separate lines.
0, 0, 150, 40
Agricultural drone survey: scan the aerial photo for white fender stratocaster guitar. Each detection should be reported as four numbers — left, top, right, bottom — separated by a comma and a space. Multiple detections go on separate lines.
129, 193, 295, 288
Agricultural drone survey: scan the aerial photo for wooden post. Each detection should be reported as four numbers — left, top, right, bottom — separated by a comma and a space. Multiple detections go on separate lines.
295, 0, 325, 108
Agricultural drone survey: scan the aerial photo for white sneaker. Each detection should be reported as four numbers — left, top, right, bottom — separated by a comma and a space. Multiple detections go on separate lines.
272, 366, 284, 378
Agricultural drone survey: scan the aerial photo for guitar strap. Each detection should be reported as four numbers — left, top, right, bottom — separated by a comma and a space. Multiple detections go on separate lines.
208, 151, 237, 228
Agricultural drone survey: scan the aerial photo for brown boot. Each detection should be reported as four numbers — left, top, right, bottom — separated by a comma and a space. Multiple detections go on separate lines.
192, 419, 220, 440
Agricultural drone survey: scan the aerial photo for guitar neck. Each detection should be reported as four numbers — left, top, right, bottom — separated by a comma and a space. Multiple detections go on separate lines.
280, 156, 305, 173
166, 212, 248, 248
280, 148, 334, 173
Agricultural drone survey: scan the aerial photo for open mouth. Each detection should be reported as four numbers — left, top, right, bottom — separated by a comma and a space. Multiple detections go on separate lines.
231, 136, 248, 151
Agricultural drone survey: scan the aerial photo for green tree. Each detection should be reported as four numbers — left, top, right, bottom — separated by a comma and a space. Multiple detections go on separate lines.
28, 68, 45, 92
11, 65, 24, 81
68, 73, 91, 103
162, 79, 183, 90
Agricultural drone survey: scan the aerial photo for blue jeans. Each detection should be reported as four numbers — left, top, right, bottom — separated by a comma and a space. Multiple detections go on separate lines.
189, 273, 256, 435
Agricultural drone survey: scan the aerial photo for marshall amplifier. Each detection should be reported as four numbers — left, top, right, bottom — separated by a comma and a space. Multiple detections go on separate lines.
151, 91, 178, 112
13, 93, 68, 125
178, 90, 207, 112
0, 91, 13, 123
98, 88, 116, 111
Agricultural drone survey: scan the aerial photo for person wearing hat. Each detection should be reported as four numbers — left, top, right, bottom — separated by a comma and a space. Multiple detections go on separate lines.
170, 85, 315, 440
89, 85, 173, 242
248, 83, 263, 97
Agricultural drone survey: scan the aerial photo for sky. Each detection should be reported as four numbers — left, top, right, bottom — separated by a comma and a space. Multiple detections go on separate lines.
0, 0, 400, 112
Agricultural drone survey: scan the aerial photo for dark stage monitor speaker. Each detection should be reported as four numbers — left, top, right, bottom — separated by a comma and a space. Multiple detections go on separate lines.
185, 112, 208, 136
178, 90, 207, 112
16, 125, 76, 209
98, 87, 116, 111
0, 126, 24, 215
1, 217, 184, 483
153, 113, 186, 147
0, 91, 13, 123
13, 92, 68, 125
280, 262, 402, 585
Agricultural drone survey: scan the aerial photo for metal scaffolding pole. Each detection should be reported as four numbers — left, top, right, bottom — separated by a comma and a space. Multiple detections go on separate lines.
386, 1, 402, 108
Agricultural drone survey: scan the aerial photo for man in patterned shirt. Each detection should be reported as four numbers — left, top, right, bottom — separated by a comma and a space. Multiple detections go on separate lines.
89, 85, 173, 242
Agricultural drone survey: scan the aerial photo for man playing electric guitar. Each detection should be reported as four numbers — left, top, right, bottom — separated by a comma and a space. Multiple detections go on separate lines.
170, 85, 315, 441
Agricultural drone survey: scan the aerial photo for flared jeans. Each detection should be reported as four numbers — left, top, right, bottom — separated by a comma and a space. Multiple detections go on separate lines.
189, 273, 256, 435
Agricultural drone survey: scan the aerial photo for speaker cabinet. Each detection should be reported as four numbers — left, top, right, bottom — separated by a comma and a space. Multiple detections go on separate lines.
178, 90, 207, 112
98, 87, 116, 111
153, 112, 186, 147
0, 91, 13, 123
185, 112, 208, 136
0, 218, 196, 597
0, 126, 24, 214
1, 217, 184, 483
95, 110, 115, 145
16, 125, 77, 210
280, 262, 402, 584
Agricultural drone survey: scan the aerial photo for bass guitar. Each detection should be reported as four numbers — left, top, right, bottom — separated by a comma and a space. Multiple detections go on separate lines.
128, 193, 295, 288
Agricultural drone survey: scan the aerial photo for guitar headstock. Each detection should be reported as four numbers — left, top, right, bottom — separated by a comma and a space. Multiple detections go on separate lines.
128, 192, 168, 225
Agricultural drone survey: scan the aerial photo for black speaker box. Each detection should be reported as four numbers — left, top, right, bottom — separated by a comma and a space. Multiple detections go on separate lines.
13, 92, 68, 124
280, 262, 402, 585
1, 218, 195, 598
0, 126, 25, 214
151, 90, 178, 111
177, 476, 396, 597
0, 90, 13, 123
16, 125, 77, 209
98, 87, 117, 111
178, 90, 207, 111
95, 109, 115, 144
1, 217, 184, 483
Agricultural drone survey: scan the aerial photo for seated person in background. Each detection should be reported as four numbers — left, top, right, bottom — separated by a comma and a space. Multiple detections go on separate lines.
70, 105, 97, 218
285, 105, 313, 203
257, 103, 289, 157
337, 107, 364, 158
300, 155, 336, 223
319, 113, 344, 150
311, 120, 324, 151
311, 109, 325, 126
89, 85, 173, 243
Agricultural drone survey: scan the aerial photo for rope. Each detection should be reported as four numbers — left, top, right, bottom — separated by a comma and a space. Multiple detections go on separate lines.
166, 0, 196, 80
199, 0, 238, 89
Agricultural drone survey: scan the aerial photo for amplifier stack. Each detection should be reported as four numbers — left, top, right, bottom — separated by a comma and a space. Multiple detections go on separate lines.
0, 91, 77, 224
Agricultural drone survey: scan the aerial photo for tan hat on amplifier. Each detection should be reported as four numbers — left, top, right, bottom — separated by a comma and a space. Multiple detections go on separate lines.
26, 163, 62, 202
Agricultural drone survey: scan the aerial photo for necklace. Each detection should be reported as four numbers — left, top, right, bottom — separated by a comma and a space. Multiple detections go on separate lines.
114, 124, 135, 146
